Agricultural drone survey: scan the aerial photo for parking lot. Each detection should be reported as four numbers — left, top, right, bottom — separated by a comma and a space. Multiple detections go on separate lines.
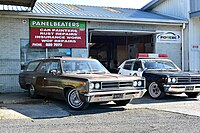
0, 92, 200, 119
1, 92, 200, 132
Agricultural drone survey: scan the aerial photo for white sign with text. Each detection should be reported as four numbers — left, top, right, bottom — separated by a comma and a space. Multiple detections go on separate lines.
156, 31, 181, 43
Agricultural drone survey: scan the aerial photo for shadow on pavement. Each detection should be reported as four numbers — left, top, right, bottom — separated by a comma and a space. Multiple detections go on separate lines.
2, 92, 199, 119
130, 93, 199, 105
0, 92, 126, 119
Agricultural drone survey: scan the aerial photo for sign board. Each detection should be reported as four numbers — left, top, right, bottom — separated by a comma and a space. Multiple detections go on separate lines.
30, 19, 86, 48
156, 31, 181, 43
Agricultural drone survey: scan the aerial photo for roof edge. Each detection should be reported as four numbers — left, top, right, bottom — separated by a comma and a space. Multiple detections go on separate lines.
141, 0, 166, 11
0, 11, 188, 25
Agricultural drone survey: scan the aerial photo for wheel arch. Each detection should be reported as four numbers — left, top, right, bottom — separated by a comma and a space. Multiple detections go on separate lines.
63, 85, 76, 97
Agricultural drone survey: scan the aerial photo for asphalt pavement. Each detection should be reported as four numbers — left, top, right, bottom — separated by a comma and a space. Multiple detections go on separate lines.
0, 92, 200, 119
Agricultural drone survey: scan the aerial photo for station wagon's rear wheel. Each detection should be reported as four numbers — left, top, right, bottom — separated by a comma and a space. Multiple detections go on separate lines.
114, 100, 130, 106
66, 89, 89, 110
28, 84, 38, 99
185, 92, 200, 98
148, 82, 165, 99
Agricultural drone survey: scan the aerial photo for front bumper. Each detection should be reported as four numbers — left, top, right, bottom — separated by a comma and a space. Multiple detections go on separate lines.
84, 89, 146, 103
164, 84, 200, 93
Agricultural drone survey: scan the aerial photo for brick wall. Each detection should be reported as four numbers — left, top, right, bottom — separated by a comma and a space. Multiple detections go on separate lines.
0, 17, 29, 92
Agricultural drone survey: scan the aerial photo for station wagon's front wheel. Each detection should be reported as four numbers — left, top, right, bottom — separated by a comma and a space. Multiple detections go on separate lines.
148, 82, 165, 99
66, 89, 89, 110
28, 84, 38, 99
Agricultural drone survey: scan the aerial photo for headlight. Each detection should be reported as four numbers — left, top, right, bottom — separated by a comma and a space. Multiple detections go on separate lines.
167, 77, 176, 83
138, 81, 142, 86
89, 83, 94, 89
133, 81, 138, 87
172, 78, 176, 83
95, 83, 100, 89
167, 78, 171, 83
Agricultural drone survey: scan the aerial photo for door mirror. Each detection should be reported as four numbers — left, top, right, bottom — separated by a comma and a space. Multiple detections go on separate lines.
138, 68, 143, 72
49, 69, 57, 75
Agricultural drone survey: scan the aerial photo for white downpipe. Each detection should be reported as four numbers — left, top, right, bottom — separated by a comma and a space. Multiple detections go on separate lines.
46, 48, 48, 58
181, 23, 186, 70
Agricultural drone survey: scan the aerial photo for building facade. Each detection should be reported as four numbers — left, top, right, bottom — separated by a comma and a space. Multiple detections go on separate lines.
0, 2, 186, 92
142, 0, 200, 72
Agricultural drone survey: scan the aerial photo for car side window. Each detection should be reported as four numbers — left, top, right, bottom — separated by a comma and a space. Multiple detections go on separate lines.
26, 61, 41, 71
133, 61, 142, 70
123, 61, 135, 70
49, 61, 60, 73
38, 61, 60, 73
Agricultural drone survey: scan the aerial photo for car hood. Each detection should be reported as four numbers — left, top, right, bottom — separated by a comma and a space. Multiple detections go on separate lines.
63, 73, 142, 81
144, 70, 200, 77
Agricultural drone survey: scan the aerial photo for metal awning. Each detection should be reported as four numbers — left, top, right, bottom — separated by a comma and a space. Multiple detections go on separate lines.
0, 0, 37, 9
89, 29, 158, 36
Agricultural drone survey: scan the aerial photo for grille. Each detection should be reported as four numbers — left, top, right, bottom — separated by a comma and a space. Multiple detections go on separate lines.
177, 77, 200, 83
102, 82, 133, 88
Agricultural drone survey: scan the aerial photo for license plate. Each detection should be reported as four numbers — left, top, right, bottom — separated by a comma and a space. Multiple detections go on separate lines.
113, 94, 123, 99
185, 86, 194, 91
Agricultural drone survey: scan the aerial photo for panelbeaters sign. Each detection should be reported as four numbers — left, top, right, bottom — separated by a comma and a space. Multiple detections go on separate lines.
30, 19, 86, 48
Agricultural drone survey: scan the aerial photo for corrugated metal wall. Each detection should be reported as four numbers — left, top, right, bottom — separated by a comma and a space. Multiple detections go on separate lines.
152, 0, 189, 19
190, 0, 200, 13
149, 0, 190, 71
189, 18, 200, 72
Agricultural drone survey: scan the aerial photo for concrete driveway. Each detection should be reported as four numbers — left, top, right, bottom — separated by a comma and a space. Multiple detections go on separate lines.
0, 92, 200, 119
128, 94, 200, 116
0, 93, 70, 119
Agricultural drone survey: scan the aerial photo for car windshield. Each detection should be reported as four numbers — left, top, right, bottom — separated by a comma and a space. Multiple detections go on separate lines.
143, 60, 179, 71
61, 59, 109, 74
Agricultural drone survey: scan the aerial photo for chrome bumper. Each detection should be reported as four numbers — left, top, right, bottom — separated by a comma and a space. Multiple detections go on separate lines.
164, 84, 200, 93
84, 89, 146, 103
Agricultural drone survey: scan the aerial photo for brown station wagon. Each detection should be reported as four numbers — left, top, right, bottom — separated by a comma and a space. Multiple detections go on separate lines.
19, 57, 146, 110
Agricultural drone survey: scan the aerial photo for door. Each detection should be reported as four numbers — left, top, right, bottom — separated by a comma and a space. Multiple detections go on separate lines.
118, 60, 135, 76
36, 60, 62, 96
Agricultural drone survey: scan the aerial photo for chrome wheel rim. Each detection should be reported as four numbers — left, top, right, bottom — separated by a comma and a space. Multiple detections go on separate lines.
29, 85, 35, 96
148, 82, 161, 98
67, 89, 83, 109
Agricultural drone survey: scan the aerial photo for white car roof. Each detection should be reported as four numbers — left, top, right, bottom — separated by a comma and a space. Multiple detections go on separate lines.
118, 58, 175, 69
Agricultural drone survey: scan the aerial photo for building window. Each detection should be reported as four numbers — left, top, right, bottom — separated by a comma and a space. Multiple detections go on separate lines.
20, 39, 46, 69
20, 39, 71, 70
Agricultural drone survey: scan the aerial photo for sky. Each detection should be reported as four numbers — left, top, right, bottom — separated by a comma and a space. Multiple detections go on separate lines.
36, 0, 152, 9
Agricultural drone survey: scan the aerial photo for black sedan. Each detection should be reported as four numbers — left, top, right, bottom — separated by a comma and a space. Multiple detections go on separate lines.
118, 53, 200, 99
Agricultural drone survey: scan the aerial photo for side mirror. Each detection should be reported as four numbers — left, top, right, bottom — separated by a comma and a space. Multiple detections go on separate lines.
138, 68, 143, 72
49, 69, 57, 75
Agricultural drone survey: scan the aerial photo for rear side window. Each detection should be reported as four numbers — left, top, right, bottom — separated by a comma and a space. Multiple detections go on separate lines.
26, 61, 41, 71
123, 61, 134, 70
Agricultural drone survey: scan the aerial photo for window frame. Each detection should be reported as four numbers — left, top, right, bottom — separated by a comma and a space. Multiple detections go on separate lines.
26, 61, 41, 72
123, 61, 135, 70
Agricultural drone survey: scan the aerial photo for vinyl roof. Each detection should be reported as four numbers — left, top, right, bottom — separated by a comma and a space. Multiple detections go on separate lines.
0, 2, 187, 24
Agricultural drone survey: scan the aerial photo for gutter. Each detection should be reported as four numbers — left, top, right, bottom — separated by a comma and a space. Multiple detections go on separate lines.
0, 11, 188, 26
